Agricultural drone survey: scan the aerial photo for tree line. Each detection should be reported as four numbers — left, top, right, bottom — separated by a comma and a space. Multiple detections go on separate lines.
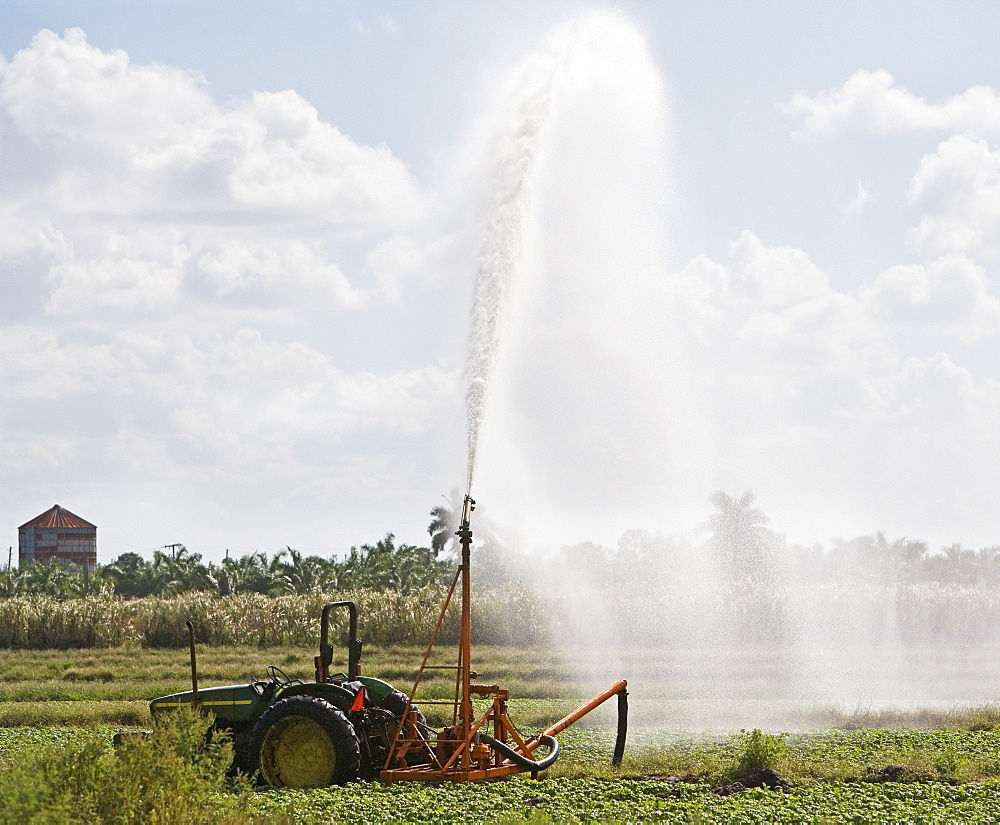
2, 533, 455, 600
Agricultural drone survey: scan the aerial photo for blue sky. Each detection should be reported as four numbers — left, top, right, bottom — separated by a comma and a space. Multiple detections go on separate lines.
4, 1, 1000, 561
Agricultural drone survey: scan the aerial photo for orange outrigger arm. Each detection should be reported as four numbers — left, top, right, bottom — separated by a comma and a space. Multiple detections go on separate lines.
523, 679, 629, 766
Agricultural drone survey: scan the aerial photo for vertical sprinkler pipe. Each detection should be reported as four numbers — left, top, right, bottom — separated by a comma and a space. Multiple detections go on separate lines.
457, 495, 476, 770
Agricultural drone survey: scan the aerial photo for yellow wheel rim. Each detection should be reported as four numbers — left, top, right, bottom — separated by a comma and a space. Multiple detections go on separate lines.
259, 715, 337, 787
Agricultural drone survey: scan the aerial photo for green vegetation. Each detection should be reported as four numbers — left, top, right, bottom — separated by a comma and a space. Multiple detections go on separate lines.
729, 729, 788, 778
6, 720, 1000, 822
0, 708, 245, 824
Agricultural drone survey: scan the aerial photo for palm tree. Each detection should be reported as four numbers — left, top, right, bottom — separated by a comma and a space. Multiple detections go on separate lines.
104, 552, 159, 597
336, 533, 451, 593
213, 551, 284, 595
269, 547, 335, 594
152, 546, 216, 595
705, 490, 774, 581
428, 490, 462, 557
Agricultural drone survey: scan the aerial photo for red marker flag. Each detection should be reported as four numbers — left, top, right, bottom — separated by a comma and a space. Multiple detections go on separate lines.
351, 686, 365, 712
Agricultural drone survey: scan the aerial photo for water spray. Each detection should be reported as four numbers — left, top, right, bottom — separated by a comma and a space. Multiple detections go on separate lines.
463, 43, 557, 493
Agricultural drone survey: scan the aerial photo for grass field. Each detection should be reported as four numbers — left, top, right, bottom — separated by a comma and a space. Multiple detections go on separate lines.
3, 644, 1000, 822
0, 644, 579, 728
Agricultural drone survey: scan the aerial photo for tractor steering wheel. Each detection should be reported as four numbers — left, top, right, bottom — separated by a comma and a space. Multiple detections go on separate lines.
266, 665, 295, 687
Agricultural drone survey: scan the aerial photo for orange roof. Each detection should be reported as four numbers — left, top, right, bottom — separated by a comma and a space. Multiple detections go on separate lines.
19, 505, 96, 531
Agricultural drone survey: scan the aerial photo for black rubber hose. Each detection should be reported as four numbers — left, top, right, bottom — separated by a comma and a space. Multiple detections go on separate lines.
478, 733, 560, 771
612, 687, 628, 767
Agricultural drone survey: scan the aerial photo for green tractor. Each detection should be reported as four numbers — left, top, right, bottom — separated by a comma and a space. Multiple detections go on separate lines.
147, 601, 423, 787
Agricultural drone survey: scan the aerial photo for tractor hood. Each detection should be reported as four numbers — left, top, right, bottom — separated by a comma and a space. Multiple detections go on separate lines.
150, 683, 270, 724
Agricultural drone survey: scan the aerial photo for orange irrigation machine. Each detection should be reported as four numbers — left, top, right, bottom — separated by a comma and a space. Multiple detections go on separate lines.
381, 495, 628, 783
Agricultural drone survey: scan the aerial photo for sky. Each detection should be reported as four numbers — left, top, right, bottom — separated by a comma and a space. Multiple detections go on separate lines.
3, 0, 1000, 562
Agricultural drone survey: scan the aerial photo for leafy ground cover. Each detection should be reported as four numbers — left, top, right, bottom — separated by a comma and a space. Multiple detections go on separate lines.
5, 724, 1000, 822
244, 778, 1000, 823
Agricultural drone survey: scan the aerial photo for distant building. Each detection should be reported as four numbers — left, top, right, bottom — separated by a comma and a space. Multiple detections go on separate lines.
18, 505, 97, 569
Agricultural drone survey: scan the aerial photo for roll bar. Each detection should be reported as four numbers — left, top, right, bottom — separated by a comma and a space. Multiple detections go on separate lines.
315, 601, 361, 683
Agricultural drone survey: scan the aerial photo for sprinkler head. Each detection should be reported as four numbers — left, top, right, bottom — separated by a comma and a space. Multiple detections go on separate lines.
456, 495, 476, 540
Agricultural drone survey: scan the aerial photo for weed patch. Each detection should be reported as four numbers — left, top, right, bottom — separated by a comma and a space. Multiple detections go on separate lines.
0, 707, 247, 824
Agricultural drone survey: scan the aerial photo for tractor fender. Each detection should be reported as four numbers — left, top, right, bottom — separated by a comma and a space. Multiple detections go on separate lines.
275, 682, 357, 714
356, 677, 397, 703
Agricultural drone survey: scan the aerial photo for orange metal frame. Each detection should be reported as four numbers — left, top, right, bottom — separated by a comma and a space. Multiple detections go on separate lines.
380, 496, 627, 784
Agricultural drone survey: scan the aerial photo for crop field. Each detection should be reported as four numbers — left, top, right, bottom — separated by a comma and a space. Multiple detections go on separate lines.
3, 645, 1000, 822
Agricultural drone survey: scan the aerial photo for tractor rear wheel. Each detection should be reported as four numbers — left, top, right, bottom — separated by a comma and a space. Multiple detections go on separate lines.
380, 689, 427, 732
249, 695, 360, 787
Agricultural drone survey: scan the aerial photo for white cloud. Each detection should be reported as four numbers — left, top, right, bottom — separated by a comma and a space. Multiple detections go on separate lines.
227, 89, 421, 227
845, 179, 874, 216
669, 233, 880, 421
376, 16, 402, 36
349, 16, 401, 38
194, 240, 366, 309
335, 366, 458, 437
906, 135, 1000, 258
0, 328, 120, 399
783, 69, 1000, 138
0, 435, 82, 473
874, 352, 976, 427
1, 30, 422, 229
0, 28, 213, 145
0, 320, 458, 484
0, 28, 428, 319
728, 230, 830, 309
674, 232, 869, 354
668, 233, 1000, 431
47, 257, 184, 315
364, 234, 462, 302
862, 255, 1000, 341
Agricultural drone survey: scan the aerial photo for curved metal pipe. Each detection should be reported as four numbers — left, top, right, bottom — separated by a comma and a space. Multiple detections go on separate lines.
479, 733, 560, 772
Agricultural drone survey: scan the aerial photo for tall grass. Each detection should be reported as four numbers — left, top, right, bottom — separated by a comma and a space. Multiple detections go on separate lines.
5, 577, 999, 651
0, 584, 548, 649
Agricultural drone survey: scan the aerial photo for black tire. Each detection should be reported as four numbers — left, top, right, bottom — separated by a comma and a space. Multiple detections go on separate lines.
379, 689, 427, 732
248, 695, 360, 787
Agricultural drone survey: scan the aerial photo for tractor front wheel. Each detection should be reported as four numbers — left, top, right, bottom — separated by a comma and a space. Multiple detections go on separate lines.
249, 695, 360, 787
